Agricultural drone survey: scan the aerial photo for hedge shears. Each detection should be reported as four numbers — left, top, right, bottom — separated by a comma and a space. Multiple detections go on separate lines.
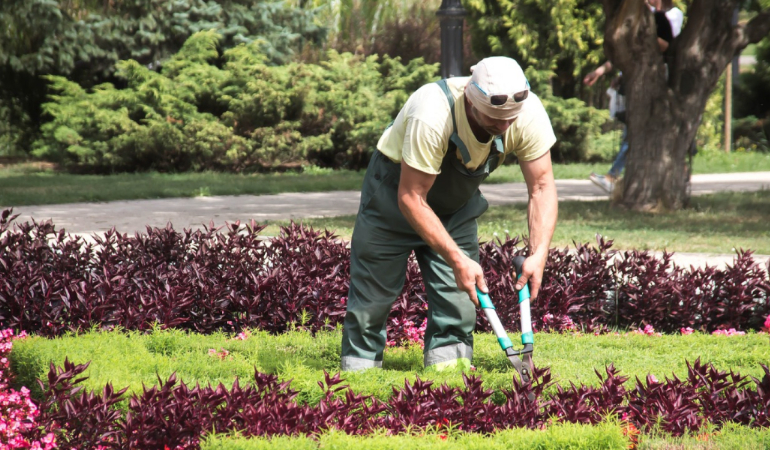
477, 256, 534, 385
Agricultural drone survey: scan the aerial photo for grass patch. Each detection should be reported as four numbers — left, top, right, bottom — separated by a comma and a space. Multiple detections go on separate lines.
639, 422, 770, 450
2, 151, 769, 206
260, 190, 770, 253
10, 328, 769, 407
202, 422, 630, 449
0, 168, 366, 207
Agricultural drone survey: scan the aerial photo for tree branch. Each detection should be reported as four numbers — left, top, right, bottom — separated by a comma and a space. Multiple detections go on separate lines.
601, 0, 656, 73
743, 9, 770, 45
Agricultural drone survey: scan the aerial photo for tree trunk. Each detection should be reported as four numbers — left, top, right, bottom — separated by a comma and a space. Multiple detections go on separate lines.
601, 0, 770, 211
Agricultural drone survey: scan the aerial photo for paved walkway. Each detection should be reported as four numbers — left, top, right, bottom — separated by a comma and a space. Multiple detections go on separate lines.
7, 171, 770, 269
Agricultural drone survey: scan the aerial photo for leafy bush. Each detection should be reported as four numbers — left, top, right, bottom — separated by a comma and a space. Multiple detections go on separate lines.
0, 0, 328, 156
2, 208, 769, 341
31, 31, 439, 172
735, 36, 770, 126
525, 68, 609, 163
733, 116, 769, 153
464, 0, 606, 101
696, 73, 726, 153
306, 0, 446, 68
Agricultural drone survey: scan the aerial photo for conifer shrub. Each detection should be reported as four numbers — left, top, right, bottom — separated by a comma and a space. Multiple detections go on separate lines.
31, 31, 439, 173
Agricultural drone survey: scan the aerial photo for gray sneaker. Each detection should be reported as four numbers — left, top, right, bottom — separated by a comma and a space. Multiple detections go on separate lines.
589, 172, 614, 193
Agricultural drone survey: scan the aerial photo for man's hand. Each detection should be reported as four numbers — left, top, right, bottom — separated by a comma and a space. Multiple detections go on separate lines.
451, 255, 487, 307
514, 253, 548, 300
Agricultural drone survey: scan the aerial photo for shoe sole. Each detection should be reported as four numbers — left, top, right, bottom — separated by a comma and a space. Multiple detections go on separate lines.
589, 177, 612, 194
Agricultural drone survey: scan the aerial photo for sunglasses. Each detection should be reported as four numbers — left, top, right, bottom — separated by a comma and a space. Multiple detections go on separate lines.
472, 81, 529, 105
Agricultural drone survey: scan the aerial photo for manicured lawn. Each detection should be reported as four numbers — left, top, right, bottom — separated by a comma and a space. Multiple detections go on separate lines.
0, 164, 366, 207
260, 190, 770, 254
11, 328, 769, 405
2, 151, 769, 206
202, 424, 631, 450
200, 423, 770, 450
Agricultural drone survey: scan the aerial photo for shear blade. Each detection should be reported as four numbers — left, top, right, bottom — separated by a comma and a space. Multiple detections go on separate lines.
508, 354, 535, 401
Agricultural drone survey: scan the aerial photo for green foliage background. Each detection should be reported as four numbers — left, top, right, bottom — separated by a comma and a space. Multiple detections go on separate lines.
3, 0, 768, 169
464, 0, 606, 102
0, 0, 327, 157
32, 31, 438, 172
734, 39, 770, 152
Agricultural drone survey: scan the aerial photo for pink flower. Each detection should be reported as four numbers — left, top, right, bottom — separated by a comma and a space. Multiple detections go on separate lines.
680, 327, 694, 335
632, 325, 661, 336
0, 329, 59, 450
712, 328, 745, 336
232, 330, 251, 341
764, 315, 770, 331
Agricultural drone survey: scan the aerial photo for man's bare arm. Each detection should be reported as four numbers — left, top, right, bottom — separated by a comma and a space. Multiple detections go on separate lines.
397, 161, 487, 306
517, 151, 558, 300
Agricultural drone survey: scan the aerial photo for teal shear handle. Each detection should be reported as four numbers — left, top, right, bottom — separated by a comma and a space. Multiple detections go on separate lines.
512, 256, 534, 350
476, 255, 533, 356
477, 289, 513, 350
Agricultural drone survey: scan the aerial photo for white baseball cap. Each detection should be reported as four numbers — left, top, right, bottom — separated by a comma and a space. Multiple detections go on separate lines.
465, 57, 530, 120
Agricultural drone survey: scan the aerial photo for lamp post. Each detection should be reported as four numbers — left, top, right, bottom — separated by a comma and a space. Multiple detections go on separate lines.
436, 0, 467, 78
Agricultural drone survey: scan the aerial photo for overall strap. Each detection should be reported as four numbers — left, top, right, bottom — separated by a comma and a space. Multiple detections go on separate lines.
489, 136, 505, 171
436, 79, 472, 165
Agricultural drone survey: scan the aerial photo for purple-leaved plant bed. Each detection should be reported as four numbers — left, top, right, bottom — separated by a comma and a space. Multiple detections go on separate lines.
2, 208, 769, 341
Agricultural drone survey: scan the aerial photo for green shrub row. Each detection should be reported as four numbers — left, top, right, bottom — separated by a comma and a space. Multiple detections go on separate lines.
639, 422, 770, 450
0, 0, 328, 157
200, 423, 770, 450
31, 30, 613, 173
201, 423, 630, 450
10, 328, 769, 406
32, 31, 437, 173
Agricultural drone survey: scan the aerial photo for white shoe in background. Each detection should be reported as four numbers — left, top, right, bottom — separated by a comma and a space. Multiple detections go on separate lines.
589, 172, 615, 194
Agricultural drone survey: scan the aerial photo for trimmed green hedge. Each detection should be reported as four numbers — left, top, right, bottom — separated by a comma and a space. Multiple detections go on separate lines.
10, 328, 769, 406
639, 423, 770, 450
201, 424, 630, 449
201, 422, 770, 450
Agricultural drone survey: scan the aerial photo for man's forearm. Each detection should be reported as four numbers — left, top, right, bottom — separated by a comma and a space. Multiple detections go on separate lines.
398, 193, 465, 267
527, 176, 558, 260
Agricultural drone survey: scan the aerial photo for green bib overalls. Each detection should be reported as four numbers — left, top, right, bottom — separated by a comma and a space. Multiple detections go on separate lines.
340, 79, 505, 371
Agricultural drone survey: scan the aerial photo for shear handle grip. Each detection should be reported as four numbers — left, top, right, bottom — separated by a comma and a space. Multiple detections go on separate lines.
512, 256, 531, 301
477, 289, 494, 310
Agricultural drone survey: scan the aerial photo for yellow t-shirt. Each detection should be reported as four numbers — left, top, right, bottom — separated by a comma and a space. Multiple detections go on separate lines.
377, 77, 556, 174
